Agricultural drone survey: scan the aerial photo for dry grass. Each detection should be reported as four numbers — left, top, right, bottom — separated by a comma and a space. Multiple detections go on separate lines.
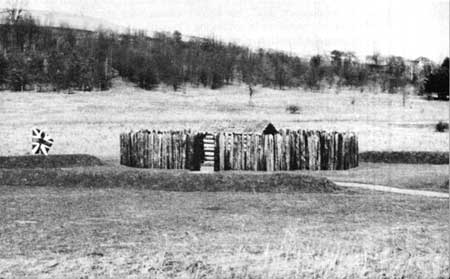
0, 82, 448, 161
0, 82, 448, 278
0, 186, 447, 278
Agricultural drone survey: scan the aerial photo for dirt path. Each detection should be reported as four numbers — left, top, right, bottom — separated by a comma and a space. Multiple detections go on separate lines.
334, 181, 449, 199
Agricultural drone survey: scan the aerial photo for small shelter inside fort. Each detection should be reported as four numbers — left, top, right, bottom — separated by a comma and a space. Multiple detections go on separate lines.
200, 121, 279, 170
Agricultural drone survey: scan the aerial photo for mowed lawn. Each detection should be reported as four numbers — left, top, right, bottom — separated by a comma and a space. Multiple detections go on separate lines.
0, 81, 448, 160
0, 186, 447, 278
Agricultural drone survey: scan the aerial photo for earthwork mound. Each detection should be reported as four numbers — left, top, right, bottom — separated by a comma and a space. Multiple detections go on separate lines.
0, 154, 105, 169
359, 151, 449, 165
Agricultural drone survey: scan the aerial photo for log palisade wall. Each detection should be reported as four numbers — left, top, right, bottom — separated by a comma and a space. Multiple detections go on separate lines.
120, 130, 358, 171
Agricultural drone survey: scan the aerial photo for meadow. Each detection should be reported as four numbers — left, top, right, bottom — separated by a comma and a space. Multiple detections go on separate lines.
0, 81, 448, 161
0, 83, 448, 278
0, 186, 447, 278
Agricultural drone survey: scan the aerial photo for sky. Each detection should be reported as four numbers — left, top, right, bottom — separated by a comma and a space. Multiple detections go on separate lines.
6, 0, 450, 62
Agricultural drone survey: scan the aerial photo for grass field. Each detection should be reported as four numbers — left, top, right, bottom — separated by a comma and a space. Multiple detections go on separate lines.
0, 186, 447, 278
0, 81, 448, 161
0, 83, 448, 278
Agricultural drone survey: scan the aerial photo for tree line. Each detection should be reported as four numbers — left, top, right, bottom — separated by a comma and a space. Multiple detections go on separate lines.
0, 12, 447, 97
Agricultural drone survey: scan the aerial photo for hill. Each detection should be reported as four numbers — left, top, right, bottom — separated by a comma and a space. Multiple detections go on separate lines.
25, 10, 125, 32
0, 9, 439, 94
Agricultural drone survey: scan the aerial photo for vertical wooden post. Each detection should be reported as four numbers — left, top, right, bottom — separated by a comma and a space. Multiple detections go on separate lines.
300, 130, 305, 170
301, 130, 307, 170
316, 131, 320, 170
225, 133, 231, 170
214, 133, 219, 171
355, 134, 359, 167
180, 131, 186, 169
148, 131, 154, 168
333, 132, 339, 170
226, 133, 232, 170
279, 129, 286, 170
128, 132, 133, 167
138, 131, 144, 168
337, 133, 343, 170
162, 132, 167, 169
168, 131, 173, 169
348, 134, 353, 168
344, 133, 350, 170
242, 134, 248, 170
120, 133, 125, 166
252, 134, 258, 171
133, 132, 138, 168
179, 131, 184, 169
265, 134, 274, 172
263, 134, 268, 171
176, 131, 182, 169
218, 133, 225, 171
328, 132, 332, 170
308, 131, 316, 171
131, 131, 137, 167
284, 129, 290, 171
177, 131, 182, 169
288, 131, 295, 170
247, 134, 254, 170
125, 132, 131, 167
164, 132, 169, 169
273, 133, 277, 171
231, 133, 236, 170
143, 131, 149, 168
158, 132, 163, 169
327, 132, 333, 170
320, 131, 327, 170
257, 134, 264, 171
172, 132, 176, 169
157, 132, 161, 169
152, 132, 158, 168
185, 131, 192, 170
238, 134, 244, 170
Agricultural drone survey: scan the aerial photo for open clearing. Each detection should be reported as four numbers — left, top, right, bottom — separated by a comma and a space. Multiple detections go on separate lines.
0, 83, 448, 278
0, 186, 447, 278
0, 82, 448, 161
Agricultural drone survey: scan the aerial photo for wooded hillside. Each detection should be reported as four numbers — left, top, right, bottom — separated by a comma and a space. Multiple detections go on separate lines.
0, 12, 442, 93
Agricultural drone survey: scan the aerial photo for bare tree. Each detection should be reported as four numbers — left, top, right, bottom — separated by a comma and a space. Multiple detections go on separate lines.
1, 0, 29, 24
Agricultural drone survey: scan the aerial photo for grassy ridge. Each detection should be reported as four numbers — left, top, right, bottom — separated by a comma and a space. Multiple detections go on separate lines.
359, 151, 449, 164
0, 167, 338, 193
0, 154, 104, 168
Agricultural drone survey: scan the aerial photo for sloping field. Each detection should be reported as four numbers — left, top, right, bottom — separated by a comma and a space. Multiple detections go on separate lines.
0, 83, 448, 161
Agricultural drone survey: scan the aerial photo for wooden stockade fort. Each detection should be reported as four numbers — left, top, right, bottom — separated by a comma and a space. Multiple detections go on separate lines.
120, 124, 359, 171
